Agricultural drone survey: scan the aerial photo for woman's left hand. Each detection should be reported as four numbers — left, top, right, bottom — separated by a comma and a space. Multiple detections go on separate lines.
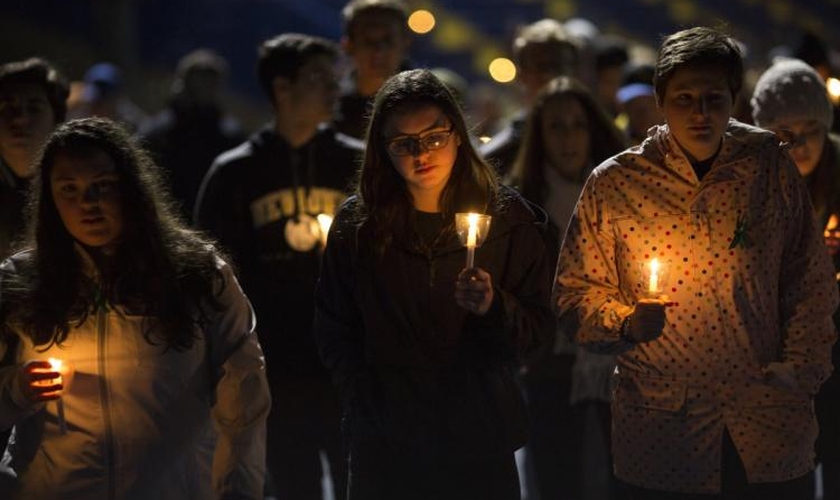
455, 267, 494, 315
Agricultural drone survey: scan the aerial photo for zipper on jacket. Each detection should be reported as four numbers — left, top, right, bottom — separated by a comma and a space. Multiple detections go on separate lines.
427, 251, 436, 287
96, 302, 117, 500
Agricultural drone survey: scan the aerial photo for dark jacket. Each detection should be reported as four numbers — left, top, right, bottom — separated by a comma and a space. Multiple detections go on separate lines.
0, 161, 29, 261
333, 91, 371, 140
194, 123, 363, 381
479, 114, 525, 177
139, 101, 245, 220
314, 187, 554, 459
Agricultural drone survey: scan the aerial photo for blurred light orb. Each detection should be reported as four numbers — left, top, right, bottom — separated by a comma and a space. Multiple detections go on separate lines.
827, 77, 840, 103
408, 10, 436, 34
488, 58, 516, 83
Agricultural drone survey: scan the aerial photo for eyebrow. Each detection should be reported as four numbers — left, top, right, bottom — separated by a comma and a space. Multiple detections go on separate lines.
53, 171, 119, 181
388, 115, 450, 139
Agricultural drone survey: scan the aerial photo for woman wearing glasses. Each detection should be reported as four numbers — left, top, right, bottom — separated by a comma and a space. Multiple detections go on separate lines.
314, 69, 554, 500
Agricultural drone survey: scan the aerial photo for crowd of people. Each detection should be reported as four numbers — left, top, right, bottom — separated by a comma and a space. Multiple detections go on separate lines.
1, 1, 839, 499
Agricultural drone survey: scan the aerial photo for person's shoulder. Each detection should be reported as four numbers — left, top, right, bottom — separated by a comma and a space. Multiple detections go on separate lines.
480, 120, 522, 157
206, 126, 271, 178
315, 124, 365, 153
0, 249, 35, 277
494, 185, 544, 225
326, 196, 364, 245
725, 119, 779, 149
136, 108, 176, 139
334, 195, 364, 224
589, 147, 636, 180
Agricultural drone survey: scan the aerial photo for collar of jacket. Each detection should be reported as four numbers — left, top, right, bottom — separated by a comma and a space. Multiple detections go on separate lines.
648, 119, 774, 186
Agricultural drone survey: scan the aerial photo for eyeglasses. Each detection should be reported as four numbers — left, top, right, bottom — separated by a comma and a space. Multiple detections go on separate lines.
385, 126, 455, 156
781, 125, 826, 147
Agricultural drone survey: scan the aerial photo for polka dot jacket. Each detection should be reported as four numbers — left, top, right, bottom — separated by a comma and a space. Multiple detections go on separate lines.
555, 120, 839, 493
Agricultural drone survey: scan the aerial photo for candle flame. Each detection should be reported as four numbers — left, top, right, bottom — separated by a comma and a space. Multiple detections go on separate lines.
316, 213, 333, 247
466, 213, 478, 248
825, 214, 839, 237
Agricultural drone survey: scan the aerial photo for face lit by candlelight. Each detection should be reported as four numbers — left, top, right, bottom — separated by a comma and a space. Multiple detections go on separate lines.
383, 104, 460, 212
51, 149, 124, 254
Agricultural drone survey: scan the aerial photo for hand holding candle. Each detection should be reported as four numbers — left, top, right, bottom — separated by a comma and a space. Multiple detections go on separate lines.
21, 359, 69, 433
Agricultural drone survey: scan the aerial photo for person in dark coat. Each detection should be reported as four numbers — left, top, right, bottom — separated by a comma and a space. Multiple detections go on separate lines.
333, 0, 412, 139
0, 58, 68, 259
314, 68, 554, 500
194, 34, 362, 500
139, 49, 244, 221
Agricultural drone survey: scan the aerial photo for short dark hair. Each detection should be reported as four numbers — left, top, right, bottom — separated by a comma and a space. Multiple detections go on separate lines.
0, 57, 70, 122
342, 0, 408, 39
512, 19, 580, 71
177, 48, 229, 80
257, 33, 338, 103
653, 27, 743, 104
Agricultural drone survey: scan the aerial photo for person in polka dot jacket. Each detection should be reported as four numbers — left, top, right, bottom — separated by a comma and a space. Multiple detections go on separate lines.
555, 26, 839, 499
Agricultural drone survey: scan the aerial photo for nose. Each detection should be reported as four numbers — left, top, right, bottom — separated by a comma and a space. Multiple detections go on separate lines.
694, 97, 708, 116
407, 139, 428, 158
82, 184, 102, 204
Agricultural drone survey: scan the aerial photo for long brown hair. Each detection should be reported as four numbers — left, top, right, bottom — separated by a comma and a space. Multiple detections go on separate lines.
4, 118, 226, 351
509, 76, 627, 205
356, 69, 499, 255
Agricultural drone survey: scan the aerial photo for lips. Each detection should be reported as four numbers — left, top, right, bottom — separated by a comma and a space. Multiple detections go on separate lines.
81, 216, 105, 225
414, 164, 435, 175
688, 124, 712, 134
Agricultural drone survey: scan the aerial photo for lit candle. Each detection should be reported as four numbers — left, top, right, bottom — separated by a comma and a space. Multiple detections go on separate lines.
648, 258, 660, 294
825, 214, 839, 237
47, 358, 67, 434
316, 213, 333, 248
466, 213, 478, 268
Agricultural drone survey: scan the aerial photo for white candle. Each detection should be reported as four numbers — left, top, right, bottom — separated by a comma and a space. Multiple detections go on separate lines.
48, 358, 67, 434
648, 258, 660, 294
316, 213, 333, 248
466, 213, 478, 268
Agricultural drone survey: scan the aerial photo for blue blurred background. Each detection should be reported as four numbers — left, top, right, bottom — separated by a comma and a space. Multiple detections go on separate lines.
2, 0, 838, 127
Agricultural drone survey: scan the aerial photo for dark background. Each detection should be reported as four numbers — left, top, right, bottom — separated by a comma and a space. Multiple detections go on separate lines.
2, 0, 837, 127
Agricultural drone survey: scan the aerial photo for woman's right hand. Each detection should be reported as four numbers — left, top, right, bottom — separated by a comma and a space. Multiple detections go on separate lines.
17, 360, 63, 404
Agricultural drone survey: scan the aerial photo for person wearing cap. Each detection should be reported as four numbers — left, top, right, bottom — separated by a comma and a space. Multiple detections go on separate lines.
67, 62, 147, 132
615, 63, 663, 145
751, 56, 840, 500
0, 58, 69, 260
